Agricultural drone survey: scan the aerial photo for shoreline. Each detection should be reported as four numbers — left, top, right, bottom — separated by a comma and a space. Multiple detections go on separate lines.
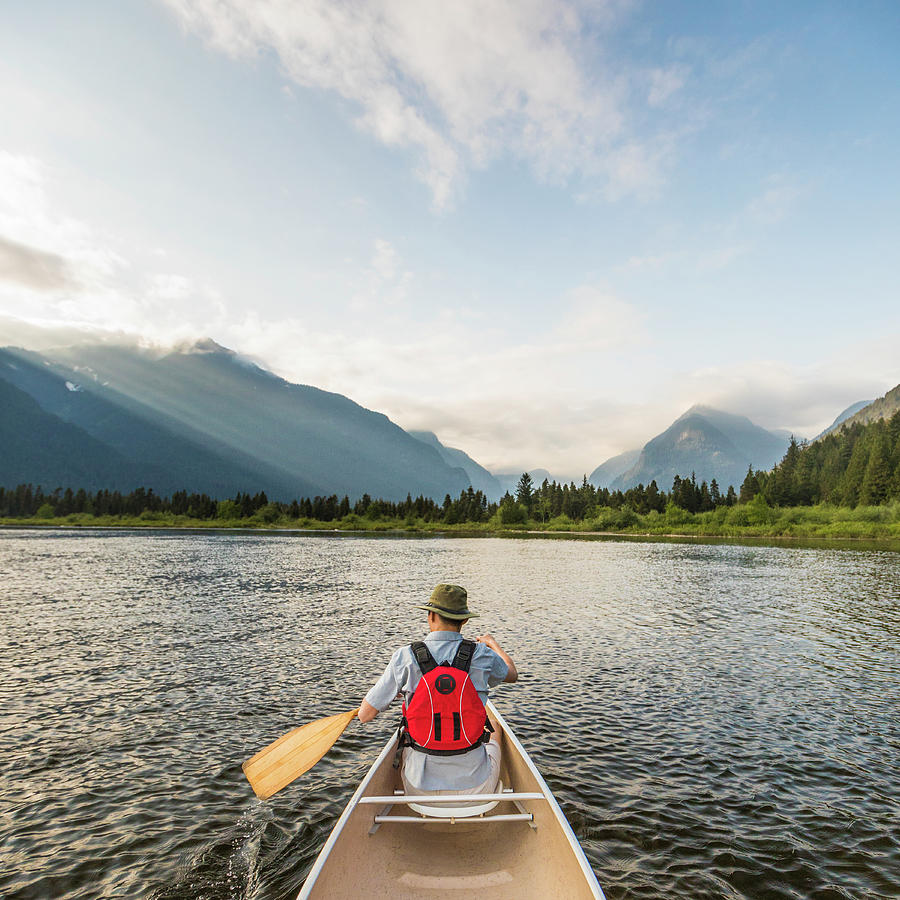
3, 518, 899, 551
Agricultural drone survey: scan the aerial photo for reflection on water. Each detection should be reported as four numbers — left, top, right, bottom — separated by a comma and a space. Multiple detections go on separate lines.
1, 530, 898, 899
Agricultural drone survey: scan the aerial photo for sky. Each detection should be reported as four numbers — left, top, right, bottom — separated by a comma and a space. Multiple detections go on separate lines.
1, 0, 898, 478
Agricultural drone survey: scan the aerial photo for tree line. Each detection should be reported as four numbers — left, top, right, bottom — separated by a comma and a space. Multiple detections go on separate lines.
499, 471, 737, 523
739, 409, 900, 507
0, 476, 735, 524
0, 484, 495, 523
2, 408, 898, 524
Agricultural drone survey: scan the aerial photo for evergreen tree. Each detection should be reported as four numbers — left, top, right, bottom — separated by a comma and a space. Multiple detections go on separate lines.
515, 472, 534, 511
739, 466, 758, 503
859, 428, 891, 505
646, 480, 664, 512
840, 438, 869, 507
778, 436, 802, 505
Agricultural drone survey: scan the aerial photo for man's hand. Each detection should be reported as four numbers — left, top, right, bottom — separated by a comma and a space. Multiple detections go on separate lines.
477, 633, 501, 652
477, 633, 518, 683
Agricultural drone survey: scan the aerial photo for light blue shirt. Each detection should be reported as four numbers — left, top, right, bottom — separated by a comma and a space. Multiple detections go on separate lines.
364, 631, 509, 791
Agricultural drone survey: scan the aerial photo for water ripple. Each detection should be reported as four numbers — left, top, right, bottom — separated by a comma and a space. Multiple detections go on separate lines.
1, 530, 898, 899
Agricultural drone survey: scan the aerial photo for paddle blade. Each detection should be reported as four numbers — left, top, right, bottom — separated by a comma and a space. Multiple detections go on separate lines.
242, 708, 358, 800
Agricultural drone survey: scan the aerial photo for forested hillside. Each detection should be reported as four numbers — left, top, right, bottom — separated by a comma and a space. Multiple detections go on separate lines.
832, 384, 900, 432
740, 410, 900, 507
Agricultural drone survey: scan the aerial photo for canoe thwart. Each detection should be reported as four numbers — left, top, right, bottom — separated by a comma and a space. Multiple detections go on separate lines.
358, 792, 545, 805
373, 813, 535, 825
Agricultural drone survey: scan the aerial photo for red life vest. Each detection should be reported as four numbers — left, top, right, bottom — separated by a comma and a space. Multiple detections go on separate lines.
401, 639, 492, 755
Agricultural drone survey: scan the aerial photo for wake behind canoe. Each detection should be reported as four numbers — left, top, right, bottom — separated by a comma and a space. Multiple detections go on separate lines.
298, 701, 604, 899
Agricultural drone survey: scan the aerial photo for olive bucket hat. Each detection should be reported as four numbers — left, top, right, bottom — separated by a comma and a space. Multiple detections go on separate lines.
417, 583, 479, 620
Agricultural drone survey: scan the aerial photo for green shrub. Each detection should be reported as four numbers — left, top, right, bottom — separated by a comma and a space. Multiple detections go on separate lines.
746, 493, 776, 526
255, 503, 282, 524
499, 499, 528, 525
664, 501, 693, 526
848, 504, 893, 523
217, 499, 239, 520
590, 507, 641, 530
725, 505, 751, 526
547, 514, 574, 530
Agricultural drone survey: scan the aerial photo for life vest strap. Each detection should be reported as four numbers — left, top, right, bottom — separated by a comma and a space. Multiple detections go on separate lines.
450, 638, 476, 673
410, 641, 437, 674
410, 638, 477, 675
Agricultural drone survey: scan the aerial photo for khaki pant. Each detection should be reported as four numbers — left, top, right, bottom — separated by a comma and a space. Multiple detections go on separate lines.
401, 740, 502, 796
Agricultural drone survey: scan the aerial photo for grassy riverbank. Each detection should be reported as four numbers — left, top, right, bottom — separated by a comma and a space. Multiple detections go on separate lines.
4, 499, 900, 544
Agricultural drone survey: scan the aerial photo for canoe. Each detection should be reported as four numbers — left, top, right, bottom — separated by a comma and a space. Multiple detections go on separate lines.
297, 701, 605, 899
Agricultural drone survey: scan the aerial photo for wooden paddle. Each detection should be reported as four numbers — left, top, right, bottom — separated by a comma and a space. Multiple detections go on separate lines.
242, 708, 359, 800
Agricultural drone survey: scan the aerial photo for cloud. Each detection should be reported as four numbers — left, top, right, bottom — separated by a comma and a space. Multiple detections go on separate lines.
747, 175, 802, 225
0, 150, 126, 295
0, 150, 230, 344
352, 238, 413, 309
673, 345, 899, 440
554, 285, 645, 348
615, 174, 800, 279
622, 250, 683, 270
647, 65, 688, 107
0, 235, 74, 291
695, 243, 747, 272
371, 239, 399, 282
599, 140, 669, 201
619, 243, 747, 274
161, 0, 677, 206
147, 273, 195, 301
0, 315, 138, 351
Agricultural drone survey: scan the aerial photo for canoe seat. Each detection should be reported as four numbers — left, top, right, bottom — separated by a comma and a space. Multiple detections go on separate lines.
407, 782, 504, 818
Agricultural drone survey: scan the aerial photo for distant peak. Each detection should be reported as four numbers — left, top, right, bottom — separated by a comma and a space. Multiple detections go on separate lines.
408, 429, 440, 444
177, 337, 234, 355
678, 404, 753, 425
678, 403, 718, 419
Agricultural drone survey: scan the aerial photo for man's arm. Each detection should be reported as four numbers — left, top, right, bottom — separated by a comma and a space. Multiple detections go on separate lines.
477, 633, 518, 683
358, 699, 379, 723
359, 649, 403, 722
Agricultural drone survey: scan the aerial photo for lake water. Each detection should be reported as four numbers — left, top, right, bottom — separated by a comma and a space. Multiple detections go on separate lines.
1, 529, 898, 899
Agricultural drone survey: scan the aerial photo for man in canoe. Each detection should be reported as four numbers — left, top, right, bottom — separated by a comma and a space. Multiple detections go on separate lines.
358, 583, 518, 796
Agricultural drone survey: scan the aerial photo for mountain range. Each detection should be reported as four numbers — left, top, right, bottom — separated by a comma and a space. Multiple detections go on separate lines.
587, 448, 641, 489
408, 431, 503, 499
0, 341, 469, 501
591, 406, 793, 493
822, 386, 900, 434
2, 333, 893, 503
814, 400, 871, 440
